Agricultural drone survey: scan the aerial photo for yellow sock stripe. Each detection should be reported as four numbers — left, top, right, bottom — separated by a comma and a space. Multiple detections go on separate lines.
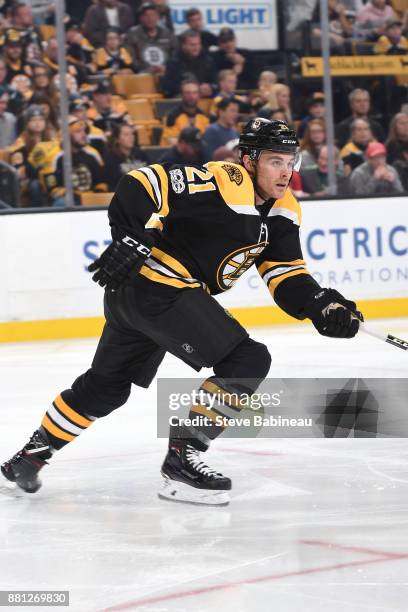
150, 164, 169, 216
128, 170, 157, 207
200, 380, 246, 410
268, 269, 310, 296
139, 265, 201, 289
257, 258, 305, 277
42, 415, 75, 442
54, 395, 93, 428
190, 403, 224, 426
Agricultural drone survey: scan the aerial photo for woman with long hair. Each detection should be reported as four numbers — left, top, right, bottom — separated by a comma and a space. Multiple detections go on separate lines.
103, 123, 147, 191
8, 105, 55, 206
258, 83, 293, 126
386, 112, 408, 164
300, 118, 326, 169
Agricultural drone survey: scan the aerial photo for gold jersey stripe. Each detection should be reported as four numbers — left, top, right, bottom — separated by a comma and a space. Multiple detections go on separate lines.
150, 164, 169, 216
258, 258, 305, 277
200, 380, 246, 410
151, 247, 193, 279
139, 265, 202, 289
42, 414, 76, 442
190, 403, 223, 425
128, 170, 157, 207
54, 394, 93, 428
267, 269, 310, 296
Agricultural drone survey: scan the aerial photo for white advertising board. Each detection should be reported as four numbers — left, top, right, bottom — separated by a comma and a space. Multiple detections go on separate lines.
0, 196, 407, 324
170, 0, 278, 50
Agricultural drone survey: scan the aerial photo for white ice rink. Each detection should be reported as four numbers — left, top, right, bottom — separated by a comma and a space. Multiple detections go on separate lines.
1, 319, 408, 612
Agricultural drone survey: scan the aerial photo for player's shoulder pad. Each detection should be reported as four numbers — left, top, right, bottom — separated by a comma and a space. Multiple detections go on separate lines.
270, 189, 302, 226
206, 161, 254, 207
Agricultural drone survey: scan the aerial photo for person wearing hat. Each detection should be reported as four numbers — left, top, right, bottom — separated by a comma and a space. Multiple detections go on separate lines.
87, 79, 132, 134
70, 96, 107, 156
83, 0, 134, 48
8, 104, 53, 206
93, 26, 134, 75
159, 125, 205, 164
124, 2, 177, 74
350, 141, 403, 194
3, 118, 363, 504
374, 18, 408, 54
0, 85, 17, 148
33, 115, 108, 206
298, 92, 326, 139
211, 27, 254, 90
3, 28, 32, 83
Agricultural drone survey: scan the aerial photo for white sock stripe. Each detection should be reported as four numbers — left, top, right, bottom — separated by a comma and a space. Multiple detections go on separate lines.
47, 404, 84, 436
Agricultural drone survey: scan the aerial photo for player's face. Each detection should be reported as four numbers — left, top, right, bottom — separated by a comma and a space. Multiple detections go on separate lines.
253, 151, 296, 200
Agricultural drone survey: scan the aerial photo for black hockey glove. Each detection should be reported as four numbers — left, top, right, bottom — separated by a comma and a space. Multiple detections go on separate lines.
303, 288, 363, 338
88, 231, 152, 291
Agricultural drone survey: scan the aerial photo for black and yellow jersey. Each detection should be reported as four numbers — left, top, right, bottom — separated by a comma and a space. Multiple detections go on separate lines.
93, 46, 133, 75
109, 161, 320, 319
160, 104, 210, 145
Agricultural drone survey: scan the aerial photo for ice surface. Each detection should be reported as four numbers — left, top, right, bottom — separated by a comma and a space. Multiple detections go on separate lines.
1, 319, 407, 611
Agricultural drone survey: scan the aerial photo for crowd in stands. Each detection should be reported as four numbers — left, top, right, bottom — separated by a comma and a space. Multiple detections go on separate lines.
0, 0, 406, 207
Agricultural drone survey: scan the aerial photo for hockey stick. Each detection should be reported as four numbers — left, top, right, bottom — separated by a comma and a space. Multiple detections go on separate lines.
359, 322, 408, 351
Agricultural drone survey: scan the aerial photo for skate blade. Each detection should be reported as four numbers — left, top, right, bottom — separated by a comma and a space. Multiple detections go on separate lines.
158, 478, 230, 506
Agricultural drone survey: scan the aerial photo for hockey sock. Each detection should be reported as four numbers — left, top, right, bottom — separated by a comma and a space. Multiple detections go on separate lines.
41, 391, 96, 450
187, 377, 253, 444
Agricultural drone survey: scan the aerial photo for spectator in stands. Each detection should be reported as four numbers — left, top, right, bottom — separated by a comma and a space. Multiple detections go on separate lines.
374, 18, 408, 53
9, 2, 41, 58
151, 0, 174, 32
103, 123, 147, 190
202, 96, 239, 162
312, 0, 354, 51
42, 35, 87, 86
259, 84, 293, 126
125, 2, 177, 75
391, 142, 408, 191
0, 56, 24, 115
249, 70, 278, 113
340, 117, 375, 175
210, 69, 249, 115
335, 88, 385, 148
355, 0, 396, 40
29, 63, 57, 104
29, 92, 59, 137
159, 125, 205, 164
65, 18, 95, 78
212, 145, 237, 162
0, 86, 17, 148
8, 105, 52, 206
83, 0, 134, 48
3, 28, 32, 82
69, 97, 107, 156
94, 26, 134, 74
386, 112, 408, 163
300, 118, 326, 169
10, 73, 32, 102
211, 27, 254, 90
185, 7, 217, 50
298, 92, 325, 138
87, 79, 132, 134
161, 29, 217, 98
350, 141, 403, 194
160, 78, 209, 145
34, 116, 108, 206
300, 145, 350, 197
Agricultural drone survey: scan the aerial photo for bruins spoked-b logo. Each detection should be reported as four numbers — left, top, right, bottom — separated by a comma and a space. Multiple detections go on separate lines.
217, 242, 267, 290
222, 164, 243, 185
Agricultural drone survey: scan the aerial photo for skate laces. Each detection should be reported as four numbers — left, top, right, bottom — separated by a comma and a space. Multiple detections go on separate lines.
185, 445, 222, 478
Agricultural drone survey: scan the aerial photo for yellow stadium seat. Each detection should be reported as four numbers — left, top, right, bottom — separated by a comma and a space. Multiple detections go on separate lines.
80, 192, 114, 206
112, 74, 158, 97
39, 25, 56, 41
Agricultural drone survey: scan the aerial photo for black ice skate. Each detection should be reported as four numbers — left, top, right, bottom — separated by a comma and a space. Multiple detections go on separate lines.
159, 438, 231, 506
1, 428, 53, 493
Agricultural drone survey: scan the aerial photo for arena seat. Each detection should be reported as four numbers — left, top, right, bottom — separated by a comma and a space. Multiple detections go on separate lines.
80, 192, 114, 206
112, 74, 158, 97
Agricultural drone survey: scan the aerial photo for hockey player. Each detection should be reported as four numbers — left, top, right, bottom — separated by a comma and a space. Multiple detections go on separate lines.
1, 119, 362, 505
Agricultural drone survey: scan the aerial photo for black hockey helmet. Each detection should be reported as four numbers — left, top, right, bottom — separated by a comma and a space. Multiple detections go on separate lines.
238, 118, 301, 170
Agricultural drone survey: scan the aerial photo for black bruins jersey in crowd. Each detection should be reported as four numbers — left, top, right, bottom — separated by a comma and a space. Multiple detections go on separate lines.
109, 161, 320, 319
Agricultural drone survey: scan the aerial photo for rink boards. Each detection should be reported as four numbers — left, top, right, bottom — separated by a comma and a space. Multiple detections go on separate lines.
0, 196, 407, 342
